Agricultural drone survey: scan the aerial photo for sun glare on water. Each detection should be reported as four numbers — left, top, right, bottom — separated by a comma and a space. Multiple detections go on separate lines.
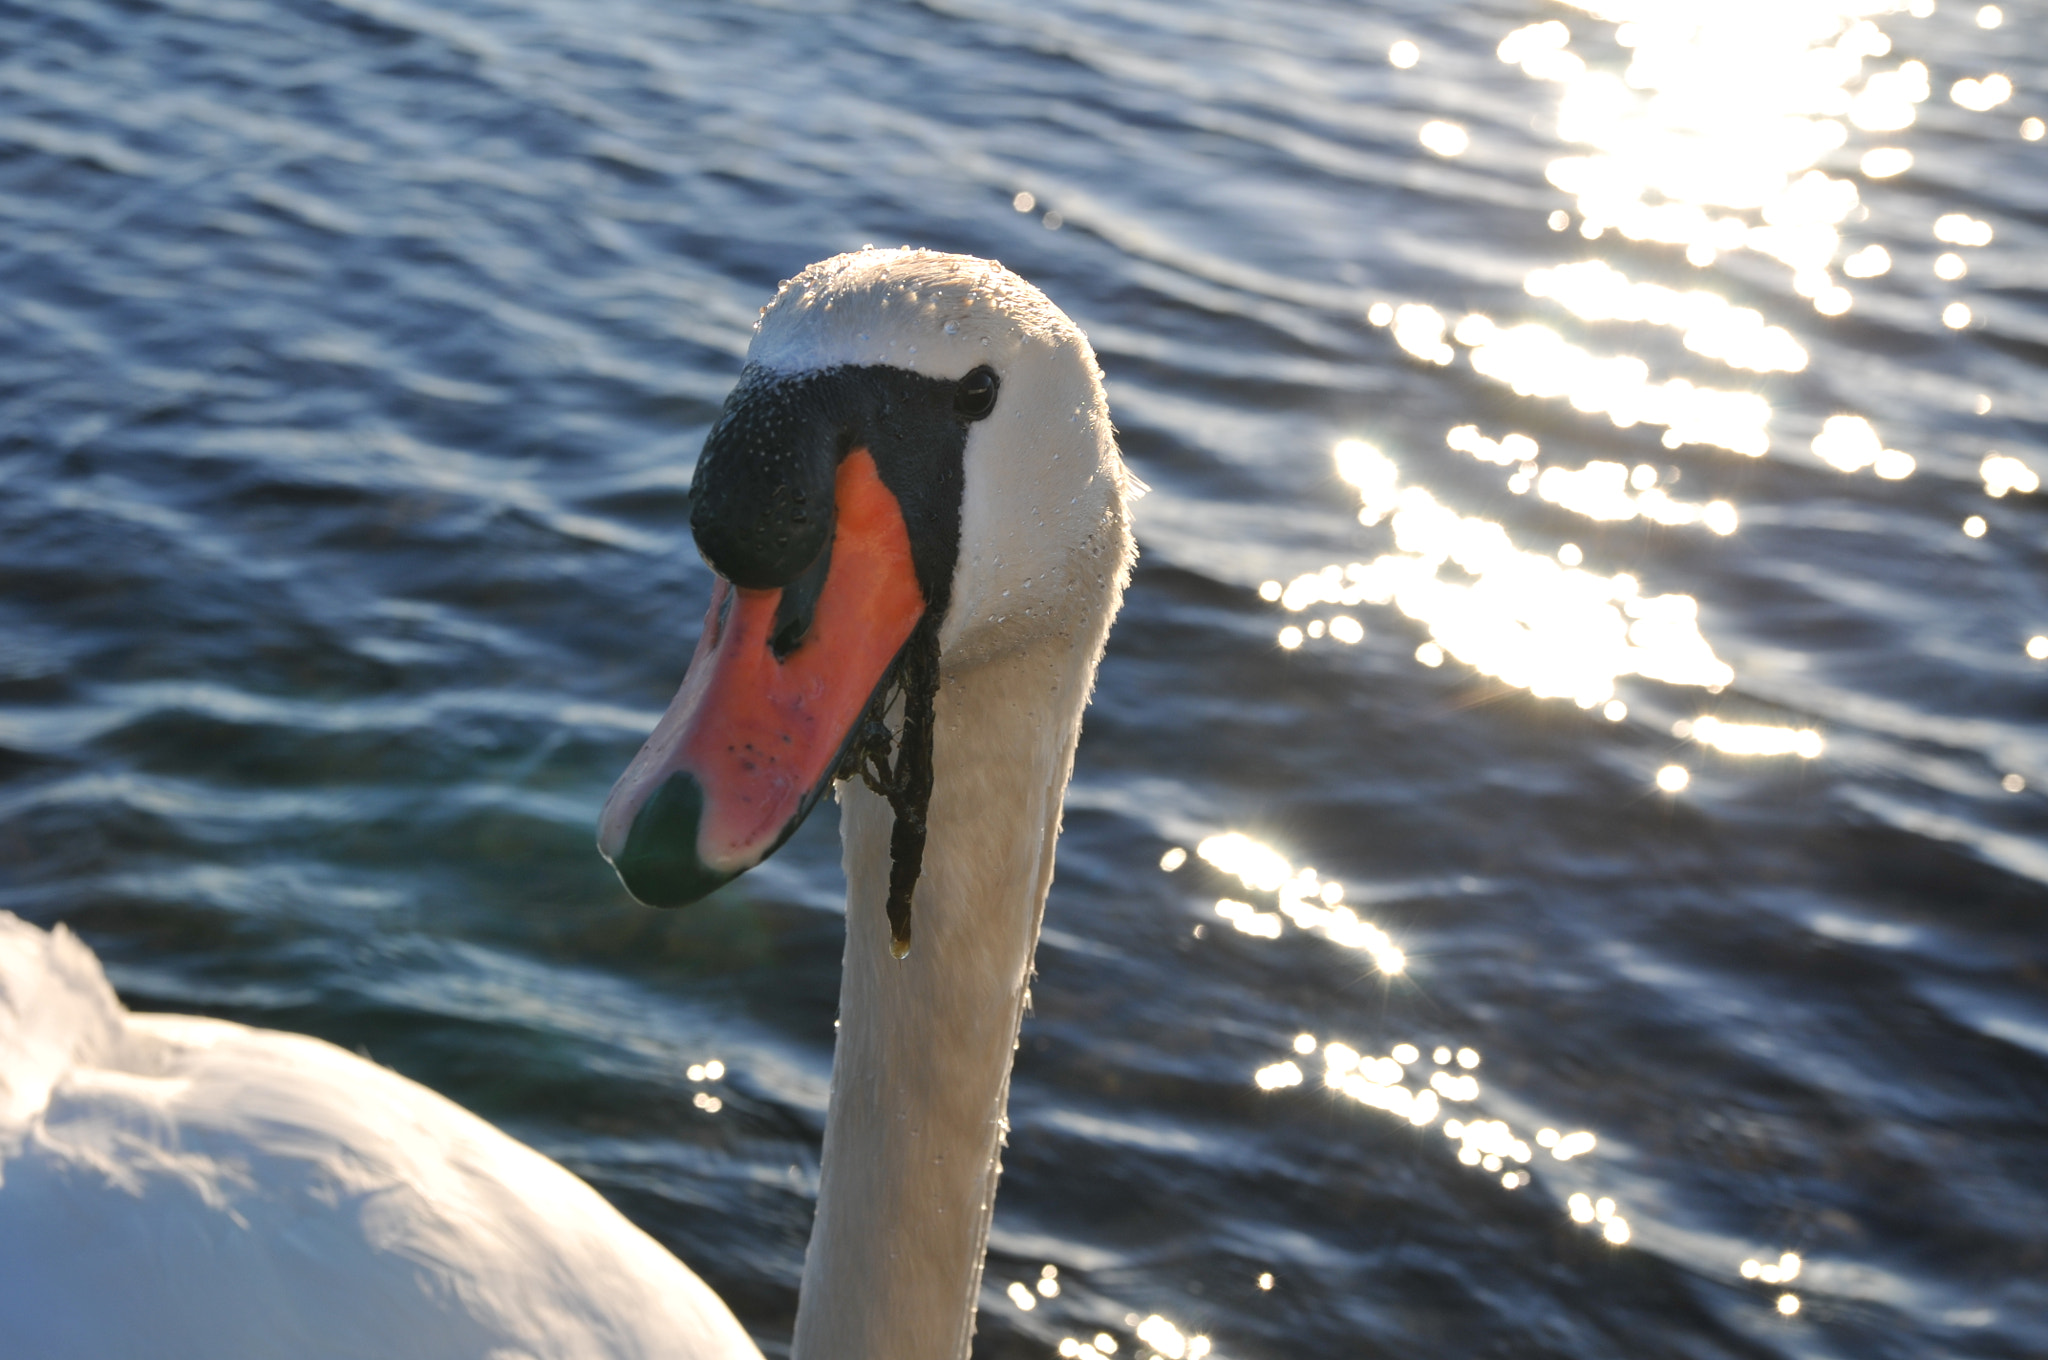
1200, 4, 2020, 1344
1267, 0, 2006, 749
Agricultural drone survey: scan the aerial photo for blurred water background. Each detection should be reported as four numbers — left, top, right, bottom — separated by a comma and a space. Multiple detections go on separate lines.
3, 0, 2046, 1355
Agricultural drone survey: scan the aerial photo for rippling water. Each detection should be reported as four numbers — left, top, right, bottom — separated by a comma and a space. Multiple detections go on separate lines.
4, 0, 2045, 1355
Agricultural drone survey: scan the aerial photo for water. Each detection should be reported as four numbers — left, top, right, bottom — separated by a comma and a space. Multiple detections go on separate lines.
2, 0, 2044, 1355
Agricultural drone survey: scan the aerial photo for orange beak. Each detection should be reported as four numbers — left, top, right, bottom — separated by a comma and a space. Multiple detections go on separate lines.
597, 450, 927, 906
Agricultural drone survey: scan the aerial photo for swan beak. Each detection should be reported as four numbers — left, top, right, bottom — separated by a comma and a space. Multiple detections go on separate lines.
597, 450, 927, 907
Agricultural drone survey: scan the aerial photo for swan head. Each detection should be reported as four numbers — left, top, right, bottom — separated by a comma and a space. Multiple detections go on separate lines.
598, 249, 1133, 909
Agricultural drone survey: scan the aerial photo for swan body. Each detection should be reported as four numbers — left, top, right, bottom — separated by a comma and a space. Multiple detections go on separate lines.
0, 912, 761, 1359
0, 248, 1132, 1360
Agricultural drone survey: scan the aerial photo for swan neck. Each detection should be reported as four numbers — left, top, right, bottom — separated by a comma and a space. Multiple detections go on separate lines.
790, 633, 1095, 1360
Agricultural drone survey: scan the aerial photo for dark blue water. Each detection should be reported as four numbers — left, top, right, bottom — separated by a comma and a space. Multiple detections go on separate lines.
3, 0, 2045, 1356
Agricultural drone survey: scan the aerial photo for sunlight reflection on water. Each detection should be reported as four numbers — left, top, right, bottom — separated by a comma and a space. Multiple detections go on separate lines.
1271, 440, 1734, 708
1053, 1313, 1211, 1360
1524, 260, 1808, 373
1159, 823, 1866, 1336
1455, 312, 1775, 454
1679, 715, 1825, 759
1160, 828, 1654, 1282
1258, 0, 2044, 744
1811, 415, 1918, 478
1518, 3, 1914, 314
1197, 4, 2035, 1344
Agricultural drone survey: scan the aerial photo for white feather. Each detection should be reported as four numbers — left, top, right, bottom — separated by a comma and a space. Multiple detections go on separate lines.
0, 913, 760, 1358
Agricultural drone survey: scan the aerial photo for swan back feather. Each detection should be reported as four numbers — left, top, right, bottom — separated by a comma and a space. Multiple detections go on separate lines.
0, 912, 762, 1360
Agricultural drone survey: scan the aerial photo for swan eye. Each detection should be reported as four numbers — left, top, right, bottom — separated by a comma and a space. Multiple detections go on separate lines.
953, 366, 999, 421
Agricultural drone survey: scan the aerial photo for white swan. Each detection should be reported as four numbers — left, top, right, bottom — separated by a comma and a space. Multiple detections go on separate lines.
0, 914, 761, 1360
0, 248, 1134, 1360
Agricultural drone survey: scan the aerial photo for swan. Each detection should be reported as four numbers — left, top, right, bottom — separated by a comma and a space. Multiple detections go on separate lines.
0, 247, 1135, 1360
0, 912, 762, 1360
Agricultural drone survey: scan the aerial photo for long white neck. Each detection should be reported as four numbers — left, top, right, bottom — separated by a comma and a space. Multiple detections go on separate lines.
790, 628, 1104, 1360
